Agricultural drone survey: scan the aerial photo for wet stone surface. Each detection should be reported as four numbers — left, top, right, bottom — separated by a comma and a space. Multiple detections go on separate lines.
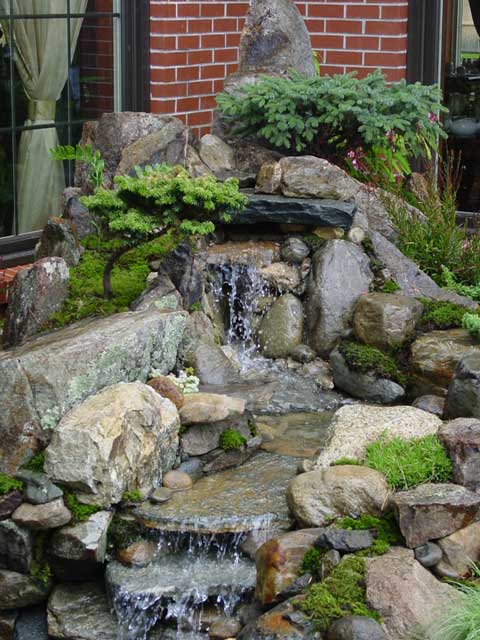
133, 452, 299, 535
256, 412, 334, 458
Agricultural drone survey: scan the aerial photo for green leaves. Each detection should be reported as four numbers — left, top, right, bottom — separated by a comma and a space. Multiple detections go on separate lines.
216, 70, 446, 164
51, 144, 104, 190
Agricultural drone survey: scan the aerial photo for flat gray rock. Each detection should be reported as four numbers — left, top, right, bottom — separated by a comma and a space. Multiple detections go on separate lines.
231, 192, 357, 228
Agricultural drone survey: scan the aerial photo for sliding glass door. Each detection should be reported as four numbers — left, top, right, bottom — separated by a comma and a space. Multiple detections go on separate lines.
0, 0, 121, 240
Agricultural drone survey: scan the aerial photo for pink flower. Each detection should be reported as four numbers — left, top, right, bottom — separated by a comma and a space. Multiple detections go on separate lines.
347, 150, 356, 159
428, 111, 438, 123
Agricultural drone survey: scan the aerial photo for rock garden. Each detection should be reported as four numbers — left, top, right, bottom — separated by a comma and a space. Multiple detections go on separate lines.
2, 1, 480, 640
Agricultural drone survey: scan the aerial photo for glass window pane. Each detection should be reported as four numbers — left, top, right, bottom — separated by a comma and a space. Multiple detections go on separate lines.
0, 133, 14, 237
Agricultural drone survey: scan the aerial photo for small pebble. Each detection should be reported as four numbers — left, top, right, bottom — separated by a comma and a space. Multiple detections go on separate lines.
163, 470, 193, 491
150, 487, 173, 504
414, 541, 443, 568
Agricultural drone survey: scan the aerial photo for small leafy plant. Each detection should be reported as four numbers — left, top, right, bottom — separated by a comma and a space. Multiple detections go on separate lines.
364, 434, 453, 490
463, 313, 480, 342
219, 428, 247, 451
300, 548, 326, 579
418, 298, 468, 331
51, 144, 105, 190
122, 490, 143, 503
162, 369, 200, 394
426, 580, 480, 640
335, 513, 403, 557
21, 451, 45, 473
64, 491, 101, 523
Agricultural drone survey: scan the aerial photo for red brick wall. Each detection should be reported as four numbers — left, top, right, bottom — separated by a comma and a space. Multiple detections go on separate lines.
150, 1, 409, 137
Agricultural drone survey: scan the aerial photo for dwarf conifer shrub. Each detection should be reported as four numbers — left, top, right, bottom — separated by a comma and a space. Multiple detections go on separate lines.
217, 70, 445, 166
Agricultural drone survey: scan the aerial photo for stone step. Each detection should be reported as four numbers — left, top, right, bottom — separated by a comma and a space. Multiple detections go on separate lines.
131, 452, 299, 535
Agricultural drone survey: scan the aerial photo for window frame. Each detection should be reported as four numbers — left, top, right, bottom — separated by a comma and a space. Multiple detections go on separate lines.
0, 0, 150, 265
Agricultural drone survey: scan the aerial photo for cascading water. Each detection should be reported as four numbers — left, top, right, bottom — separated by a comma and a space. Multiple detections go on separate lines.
211, 263, 269, 364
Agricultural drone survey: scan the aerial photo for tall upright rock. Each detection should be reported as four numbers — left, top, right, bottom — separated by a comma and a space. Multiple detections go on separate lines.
239, 0, 316, 77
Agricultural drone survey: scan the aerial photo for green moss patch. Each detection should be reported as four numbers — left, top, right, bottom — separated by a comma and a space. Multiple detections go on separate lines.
107, 515, 144, 551
300, 548, 326, 579
335, 513, 403, 557
219, 428, 247, 451
64, 491, 101, 523
463, 313, 480, 342
339, 341, 407, 386
122, 490, 142, 503
47, 232, 178, 330
21, 452, 45, 473
381, 279, 401, 294
364, 434, 453, 490
418, 299, 467, 332
0, 473, 23, 495
299, 556, 380, 631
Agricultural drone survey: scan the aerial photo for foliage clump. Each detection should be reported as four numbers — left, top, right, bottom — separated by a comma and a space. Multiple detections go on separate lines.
219, 429, 247, 451
418, 298, 468, 332
462, 313, 480, 342
217, 70, 444, 167
335, 513, 403, 557
299, 556, 380, 631
331, 457, 363, 467
30, 532, 52, 586
381, 279, 401, 294
0, 473, 23, 495
339, 341, 407, 385
64, 491, 101, 523
427, 580, 480, 640
107, 515, 143, 551
122, 490, 143, 503
364, 434, 453, 490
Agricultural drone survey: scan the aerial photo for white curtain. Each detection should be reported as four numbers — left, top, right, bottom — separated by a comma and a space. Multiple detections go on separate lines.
2, 0, 88, 233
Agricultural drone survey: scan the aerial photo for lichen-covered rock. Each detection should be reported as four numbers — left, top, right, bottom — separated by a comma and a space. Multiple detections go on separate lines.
0, 308, 186, 474
198, 134, 235, 173
287, 466, 389, 528
445, 351, 480, 419
3, 257, 69, 347
439, 418, 480, 491
47, 582, 118, 639
435, 521, 480, 579
15, 470, 63, 505
366, 547, 457, 639
12, 498, 71, 530
330, 350, 405, 404
255, 529, 323, 605
44, 382, 180, 507
35, 216, 83, 267
258, 294, 304, 358
316, 404, 441, 469
306, 240, 373, 356
353, 293, 423, 350
410, 329, 480, 396
48, 511, 113, 580
115, 119, 188, 177
0, 520, 33, 573
0, 570, 51, 609
392, 483, 480, 548
239, 0, 316, 77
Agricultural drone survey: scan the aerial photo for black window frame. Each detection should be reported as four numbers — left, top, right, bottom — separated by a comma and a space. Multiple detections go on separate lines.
407, 0, 444, 86
0, 0, 150, 266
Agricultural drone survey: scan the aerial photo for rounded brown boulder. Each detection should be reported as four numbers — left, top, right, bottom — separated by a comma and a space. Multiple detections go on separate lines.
147, 376, 185, 409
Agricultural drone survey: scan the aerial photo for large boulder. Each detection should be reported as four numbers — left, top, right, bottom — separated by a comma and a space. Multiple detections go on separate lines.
44, 382, 180, 507
192, 341, 240, 386
370, 231, 476, 308
75, 113, 188, 190
3, 257, 69, 347
353, 293, 423, 350
258, 294, 304, 358
392, 483, 480, 548
47, 582, 118, 640
255, 529, 322, 605
445, 351, 480, 419
177, 311, 217, 365
179, 393, 246, 426
48, 511, 113, 580
0, 307, 186, 474
115, 120, 189, 177
330, 350, 405, 404
365, 547, 458, 639
287, 466, 389, 528
239, 0, 316, 77
306, 240, 373, 356
410, 329, 480, 396
0, 570, 51, 609
316, 404, 441, 468
438, 418, 480, 491
35, 216, 83, 267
